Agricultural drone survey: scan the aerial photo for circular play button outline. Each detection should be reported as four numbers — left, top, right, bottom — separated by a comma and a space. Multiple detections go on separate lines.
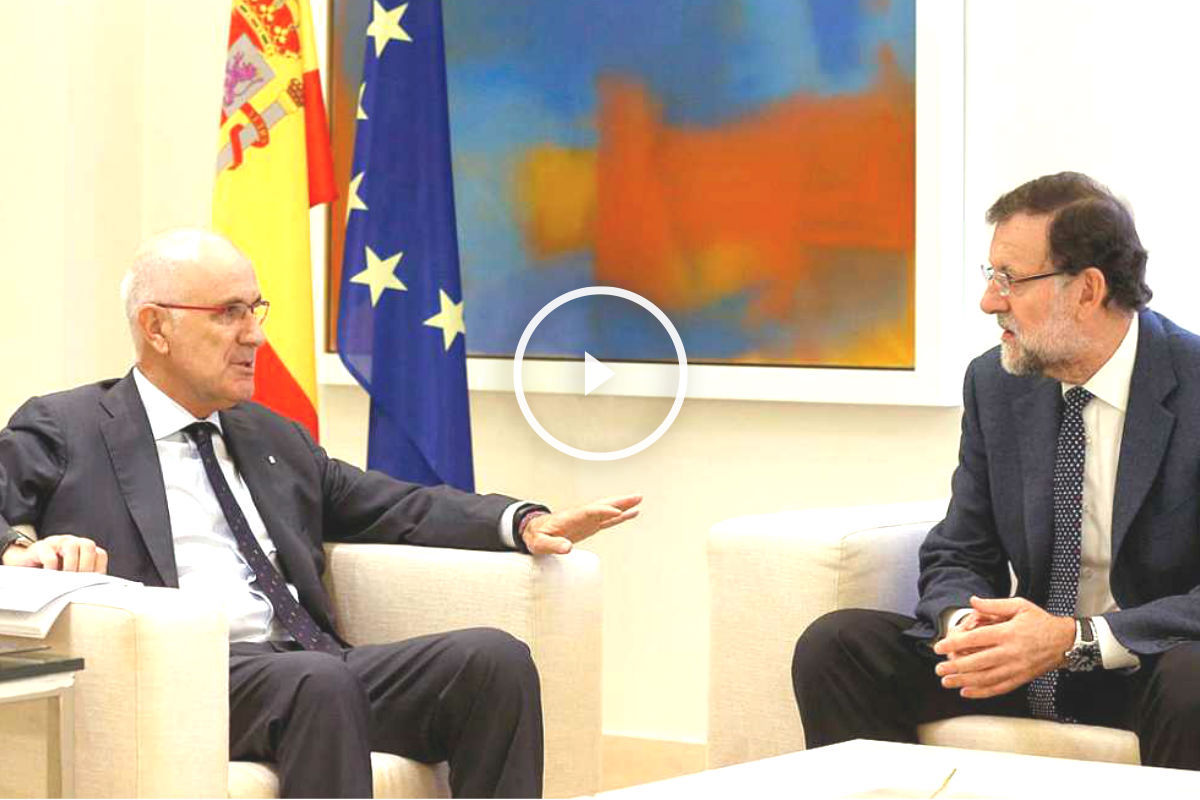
512, 286, 688, 461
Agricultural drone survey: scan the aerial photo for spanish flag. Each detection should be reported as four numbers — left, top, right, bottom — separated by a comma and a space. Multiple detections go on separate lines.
212, 0, 335, 438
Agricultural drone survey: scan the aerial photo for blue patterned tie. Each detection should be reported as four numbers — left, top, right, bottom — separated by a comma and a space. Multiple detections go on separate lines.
184, 422, 342, 656
1028, 386, 1093, 721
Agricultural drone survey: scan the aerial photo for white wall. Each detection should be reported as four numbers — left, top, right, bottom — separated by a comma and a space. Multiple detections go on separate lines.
0, 1, 143, 411
3, 0, 1197, 746
963, 0, 1200, 348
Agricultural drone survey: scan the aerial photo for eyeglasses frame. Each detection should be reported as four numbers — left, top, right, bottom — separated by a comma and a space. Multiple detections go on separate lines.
980, 264, 1069, 297
152, 299, 271, 326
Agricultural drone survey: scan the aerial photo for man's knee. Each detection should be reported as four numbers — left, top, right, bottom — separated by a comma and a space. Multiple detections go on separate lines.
287, 652, 369, 709
793, 608, 894, 681
451, 627, 538, 684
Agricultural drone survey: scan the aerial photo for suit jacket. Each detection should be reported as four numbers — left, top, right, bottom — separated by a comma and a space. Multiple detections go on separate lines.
910, 309, 1200, 656
0, 371, 517, 636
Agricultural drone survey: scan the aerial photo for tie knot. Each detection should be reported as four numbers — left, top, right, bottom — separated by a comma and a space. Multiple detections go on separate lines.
1064, 386, 1093, 413
183, 421, 216, 446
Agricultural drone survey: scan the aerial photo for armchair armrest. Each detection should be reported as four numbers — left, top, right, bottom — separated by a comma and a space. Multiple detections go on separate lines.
322, 544, 602, 799
707, 499, 946, 769
0, 586, 229, 798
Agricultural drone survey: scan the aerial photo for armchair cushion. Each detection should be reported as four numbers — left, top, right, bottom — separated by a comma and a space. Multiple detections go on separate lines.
919, 716, 1139, 764
707, 500, 945, 768
229, 755, 451, 799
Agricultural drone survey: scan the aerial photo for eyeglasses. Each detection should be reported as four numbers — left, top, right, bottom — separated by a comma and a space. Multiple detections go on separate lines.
153, 299, 270, 326
980, 265, 1066, 297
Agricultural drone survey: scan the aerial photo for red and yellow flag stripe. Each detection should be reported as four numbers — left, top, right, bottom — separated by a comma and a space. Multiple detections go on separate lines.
213, 0, 335, 438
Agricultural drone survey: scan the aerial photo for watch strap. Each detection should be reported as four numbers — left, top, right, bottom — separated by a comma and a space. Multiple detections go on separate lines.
0, 527, 35, 561
513, 505, 550, 554
1077, 615, 1096, 645
1065, 616, 1102, 672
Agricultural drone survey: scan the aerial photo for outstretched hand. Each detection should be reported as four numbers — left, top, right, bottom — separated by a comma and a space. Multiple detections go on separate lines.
521, 494, 642, 555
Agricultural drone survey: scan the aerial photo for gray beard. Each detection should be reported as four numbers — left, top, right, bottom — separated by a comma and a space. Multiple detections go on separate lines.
997, 310, 1083, 378
1000, 337, 1054, 376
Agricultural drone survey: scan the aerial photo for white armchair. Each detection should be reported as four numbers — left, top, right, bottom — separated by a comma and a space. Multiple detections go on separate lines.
707, 500, 1139, 770
0, 542, 602, 798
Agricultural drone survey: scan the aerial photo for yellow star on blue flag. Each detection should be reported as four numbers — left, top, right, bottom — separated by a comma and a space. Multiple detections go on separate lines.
424, 289, 466, 351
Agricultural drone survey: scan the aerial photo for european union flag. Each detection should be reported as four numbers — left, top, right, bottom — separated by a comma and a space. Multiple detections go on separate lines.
337, 0, 474, 491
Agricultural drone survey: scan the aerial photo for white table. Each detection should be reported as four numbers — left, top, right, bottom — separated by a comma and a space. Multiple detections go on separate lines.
0, 658, 81, 798
598, 739, 1200, 799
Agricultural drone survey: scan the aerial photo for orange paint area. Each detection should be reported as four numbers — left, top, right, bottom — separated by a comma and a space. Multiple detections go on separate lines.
516, 46, 915, 367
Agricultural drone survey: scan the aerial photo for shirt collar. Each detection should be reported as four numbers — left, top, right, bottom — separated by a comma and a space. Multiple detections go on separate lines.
1062, 313, 1139, 413
132, 367, 223, 441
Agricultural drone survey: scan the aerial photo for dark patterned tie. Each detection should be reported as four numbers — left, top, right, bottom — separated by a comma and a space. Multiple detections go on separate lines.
184, 422, 342, 656
1028, 386, 1093, 721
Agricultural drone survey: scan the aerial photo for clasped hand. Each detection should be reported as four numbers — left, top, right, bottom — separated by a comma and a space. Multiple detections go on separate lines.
520, 494, 642, 555
932, 595, 1076, 699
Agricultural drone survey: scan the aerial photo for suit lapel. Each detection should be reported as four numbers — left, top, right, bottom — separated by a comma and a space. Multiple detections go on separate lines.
218, 409, 307, 579
1014, 378, 1061, 601
1112, 311, 1177, 559
98, 374, 178, 586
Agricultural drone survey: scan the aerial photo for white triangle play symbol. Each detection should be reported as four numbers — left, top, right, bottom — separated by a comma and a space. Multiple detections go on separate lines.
583, 352, 615, 396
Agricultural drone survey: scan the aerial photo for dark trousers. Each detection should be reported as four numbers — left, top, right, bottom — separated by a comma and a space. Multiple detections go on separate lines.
229, 627, 544, 798
792, 608, 1200, 770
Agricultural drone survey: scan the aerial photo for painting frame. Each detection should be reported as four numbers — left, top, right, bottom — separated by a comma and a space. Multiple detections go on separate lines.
313, 0, 968, 406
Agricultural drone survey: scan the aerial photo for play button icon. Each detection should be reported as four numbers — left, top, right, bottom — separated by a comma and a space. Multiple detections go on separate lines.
583, 352, 615, 396
513, 286, 688, 461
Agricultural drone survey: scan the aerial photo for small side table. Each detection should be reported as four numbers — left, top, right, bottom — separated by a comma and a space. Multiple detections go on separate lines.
0, 650, 85, 798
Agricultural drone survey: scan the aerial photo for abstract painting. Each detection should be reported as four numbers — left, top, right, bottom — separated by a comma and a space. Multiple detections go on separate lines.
329, 0, 915, 368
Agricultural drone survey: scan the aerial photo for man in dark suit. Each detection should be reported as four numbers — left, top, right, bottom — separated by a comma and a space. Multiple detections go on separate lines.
792, 172, 1200, 769
0, 228, 641, 798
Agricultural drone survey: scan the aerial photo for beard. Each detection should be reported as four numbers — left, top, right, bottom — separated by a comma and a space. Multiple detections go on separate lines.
997, 300, 1085, 377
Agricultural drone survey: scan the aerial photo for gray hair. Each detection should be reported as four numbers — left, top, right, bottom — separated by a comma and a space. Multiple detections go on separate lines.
121, 228, 247, 352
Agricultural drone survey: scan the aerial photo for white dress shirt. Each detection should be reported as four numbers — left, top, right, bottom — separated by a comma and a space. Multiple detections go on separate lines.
1063, 313, 1139, 670
132, 369, 528, 643
948, 314, 1140, 670
133, 368, 291, 642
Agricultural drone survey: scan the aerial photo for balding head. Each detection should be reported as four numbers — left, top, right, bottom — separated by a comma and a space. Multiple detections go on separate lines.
123, 228, 267, 418
121, 229, 250, 335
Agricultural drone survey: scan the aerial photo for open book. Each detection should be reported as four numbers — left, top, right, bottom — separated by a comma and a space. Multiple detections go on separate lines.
0, 566, 141, 637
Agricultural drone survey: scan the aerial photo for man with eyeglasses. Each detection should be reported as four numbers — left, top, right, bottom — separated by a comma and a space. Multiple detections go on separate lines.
793, 171, 1200, 770
0, 228, 641, 797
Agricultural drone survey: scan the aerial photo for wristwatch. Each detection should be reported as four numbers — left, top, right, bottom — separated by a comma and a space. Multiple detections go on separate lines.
0, 527, 35, 562
1064, 616, 1102, 672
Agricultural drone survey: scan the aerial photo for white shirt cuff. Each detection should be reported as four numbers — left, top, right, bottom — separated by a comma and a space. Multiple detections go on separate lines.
1093, 615, 1140, 671
499, 501, 524, 550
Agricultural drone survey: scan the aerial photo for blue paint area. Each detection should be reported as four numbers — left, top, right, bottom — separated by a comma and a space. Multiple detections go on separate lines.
867, 0, 916, 77
809, 0, 865, 79
462, 256, 592, 352
526, 296, 677, 362
445, 0, 913, 129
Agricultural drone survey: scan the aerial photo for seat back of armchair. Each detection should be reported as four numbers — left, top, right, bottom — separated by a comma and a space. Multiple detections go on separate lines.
707, 500, 946, 769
